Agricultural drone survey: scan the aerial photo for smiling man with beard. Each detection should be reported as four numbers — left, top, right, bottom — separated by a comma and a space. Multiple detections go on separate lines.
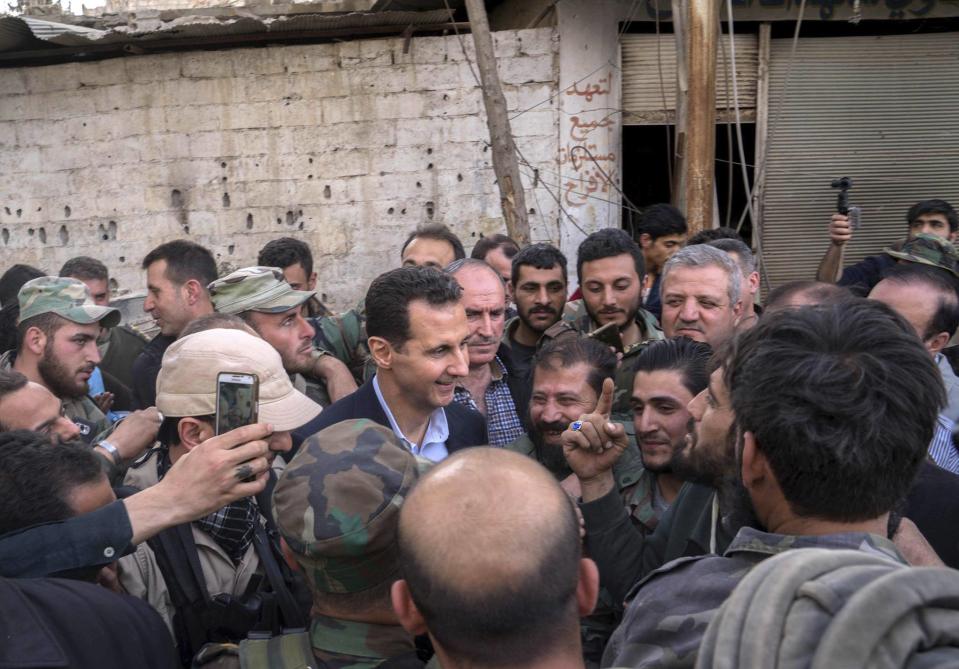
1, 277, 122, 442
630, 338, 712, 532
564, 229, 663, 422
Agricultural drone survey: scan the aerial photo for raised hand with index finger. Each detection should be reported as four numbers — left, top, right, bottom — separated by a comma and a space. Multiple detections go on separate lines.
561, 378, 630, 500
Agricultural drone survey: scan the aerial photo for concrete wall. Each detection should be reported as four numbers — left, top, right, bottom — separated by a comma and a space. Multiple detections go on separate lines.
555, 0, 629, 259
0, 28, 560, 310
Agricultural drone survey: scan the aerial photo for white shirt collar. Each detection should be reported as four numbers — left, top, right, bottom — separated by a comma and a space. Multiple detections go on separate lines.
372, 375, 450, 462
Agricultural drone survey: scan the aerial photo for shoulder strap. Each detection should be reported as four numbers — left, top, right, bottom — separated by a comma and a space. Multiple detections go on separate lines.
147, 523, 213, 667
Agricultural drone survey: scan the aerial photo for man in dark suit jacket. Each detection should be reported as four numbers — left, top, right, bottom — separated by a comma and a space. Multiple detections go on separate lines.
296, 267, 487, 459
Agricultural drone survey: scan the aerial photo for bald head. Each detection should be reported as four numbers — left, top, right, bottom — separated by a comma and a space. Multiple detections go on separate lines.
396, 448, 586, 666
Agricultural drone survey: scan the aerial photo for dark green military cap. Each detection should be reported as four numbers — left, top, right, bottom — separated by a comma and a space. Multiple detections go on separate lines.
885, 233, 959, 278
209, 266, 315, 315
272, 419, 419, 594
18, 276, 120, 328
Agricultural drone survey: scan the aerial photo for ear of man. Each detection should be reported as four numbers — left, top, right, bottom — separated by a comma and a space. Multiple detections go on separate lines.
926, 330, 951, 355
177, 417, 213, 451
576, 558, 600, 617
390, 580, 428, 636
639, 233, 652, 249
368, 336, 394, 370
23, 326, 47, 356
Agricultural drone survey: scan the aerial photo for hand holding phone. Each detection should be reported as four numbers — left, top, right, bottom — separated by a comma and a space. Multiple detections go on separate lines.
589, 322, 625, 355
215, 373, 259, 436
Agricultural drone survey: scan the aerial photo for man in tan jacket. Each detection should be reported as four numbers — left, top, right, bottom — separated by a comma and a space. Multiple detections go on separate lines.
118, 326, 321, 658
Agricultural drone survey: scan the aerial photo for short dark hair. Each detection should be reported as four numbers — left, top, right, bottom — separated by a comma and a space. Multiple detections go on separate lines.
59, 257, 108, 282
16, 312, 67, 353
534, 336, 616, 398
638, 203, 688, 241
764, 281, 852, 312
0, 264, 45, 307
881, 263, 959, 340
725, 299, 944, 522
365, 267, 463, 349
708, 238, 755, 275
470, 234, 520, 262
141, 240, 217, 288
687, 226, 746, 246
0, 370, 28, 430
257, 237, 314, 277
907, 199, 958, 233
0, 430, 105, 536
511, 243, 568, 287
576, 228, 645, 285
400, 224, 466, 262
398, 479, 580, 665
634, 338, 712, 397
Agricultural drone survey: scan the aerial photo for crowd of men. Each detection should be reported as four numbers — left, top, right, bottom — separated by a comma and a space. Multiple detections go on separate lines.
2, 197, 959, 668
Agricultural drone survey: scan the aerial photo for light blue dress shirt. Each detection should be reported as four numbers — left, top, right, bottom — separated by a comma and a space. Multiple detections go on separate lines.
373, 376, 450, 462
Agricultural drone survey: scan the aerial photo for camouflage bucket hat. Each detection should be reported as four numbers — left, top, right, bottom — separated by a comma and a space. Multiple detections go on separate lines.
18, 276, 120, 328
272, 419, 419, 594
209, 266, 315, 315
885, 233, 959, 278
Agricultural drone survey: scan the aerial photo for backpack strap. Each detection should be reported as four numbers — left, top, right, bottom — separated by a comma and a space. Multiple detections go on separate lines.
147, 523, 213, 667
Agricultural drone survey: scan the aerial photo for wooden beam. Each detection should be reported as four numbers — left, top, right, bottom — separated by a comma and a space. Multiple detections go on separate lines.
463, 0, 531, 246
684, 0, 719, 234
752, 23, 772, 248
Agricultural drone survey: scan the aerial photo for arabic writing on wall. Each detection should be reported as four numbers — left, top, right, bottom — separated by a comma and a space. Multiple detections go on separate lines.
560, 73, 620, 209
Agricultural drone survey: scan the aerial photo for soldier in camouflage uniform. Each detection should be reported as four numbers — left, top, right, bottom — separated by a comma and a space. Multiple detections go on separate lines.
884, 231, 959, 276
209, 266, 347, 407
564, 229, 664, 423
272, 419, 425, 668
0, 276, 121, 442
601, 300, 944, 668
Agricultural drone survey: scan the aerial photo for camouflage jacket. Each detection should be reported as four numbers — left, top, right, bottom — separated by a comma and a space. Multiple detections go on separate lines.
561, 300, 664, 422
292, 371, 332, 409
310, 614, 422, 668
310, 301, 372, 385
0, 349, 109, 442
601, 527, 905, 669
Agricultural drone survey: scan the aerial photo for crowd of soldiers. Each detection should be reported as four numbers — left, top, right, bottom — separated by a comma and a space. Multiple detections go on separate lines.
2, 197, 959, 668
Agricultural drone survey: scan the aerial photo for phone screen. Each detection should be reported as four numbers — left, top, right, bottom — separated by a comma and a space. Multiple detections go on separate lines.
589, 322, 625, 354
215, 373, 259, 436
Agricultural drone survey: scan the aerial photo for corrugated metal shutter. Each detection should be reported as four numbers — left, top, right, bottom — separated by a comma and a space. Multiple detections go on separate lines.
621, 33, 758, 125
761, 33, 959, 289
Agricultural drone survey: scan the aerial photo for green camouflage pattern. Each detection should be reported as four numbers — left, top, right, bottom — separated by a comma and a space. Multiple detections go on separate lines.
209, 266, 316, 315
885, 233, 959, 278
310, 302, 372, 385
310, 614, 419, 668
561, 299, 664, 422
17, 276, 120, 328
271, 419, 419, 594
602, 527, 905, 669
292, 371, 332, 409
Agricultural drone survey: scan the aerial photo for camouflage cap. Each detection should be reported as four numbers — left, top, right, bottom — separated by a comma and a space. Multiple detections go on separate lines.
208, 266, 315, 315
272, 419, 420, 594
885, 233, 959, 278
17, 276, 120, 328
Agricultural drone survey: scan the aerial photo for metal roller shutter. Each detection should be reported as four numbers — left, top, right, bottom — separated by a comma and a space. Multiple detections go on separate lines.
761, 33, 959, 290
621, 33, 759, 125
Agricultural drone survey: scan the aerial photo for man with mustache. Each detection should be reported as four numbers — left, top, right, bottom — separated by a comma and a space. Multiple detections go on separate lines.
660, 244, 743, 349
502, 243, 572, 383
564, 228, 663, 421
210, 265, 343, 408
447, 259, 525, 446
